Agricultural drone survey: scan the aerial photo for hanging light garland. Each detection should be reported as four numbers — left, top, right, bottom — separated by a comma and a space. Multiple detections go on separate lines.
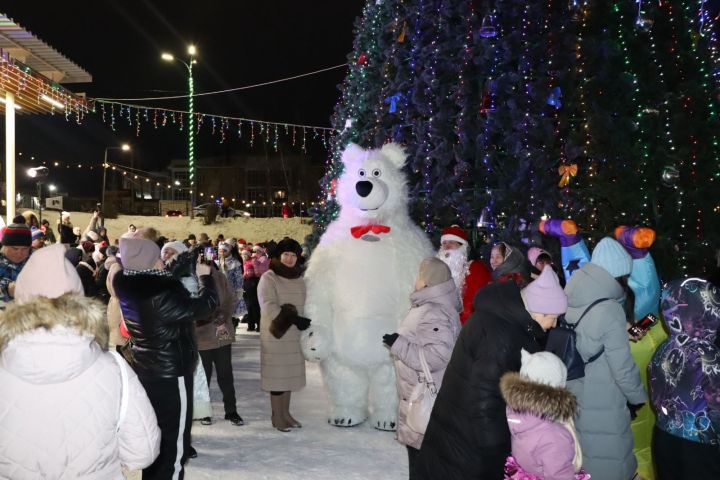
0, 54, 89, 120
91, 100, 333, 153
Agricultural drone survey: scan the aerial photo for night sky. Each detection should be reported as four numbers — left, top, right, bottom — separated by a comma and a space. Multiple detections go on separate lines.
0, 0, 365, 196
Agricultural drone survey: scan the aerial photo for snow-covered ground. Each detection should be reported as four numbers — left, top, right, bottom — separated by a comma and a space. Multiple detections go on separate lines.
184, 330, 408, 480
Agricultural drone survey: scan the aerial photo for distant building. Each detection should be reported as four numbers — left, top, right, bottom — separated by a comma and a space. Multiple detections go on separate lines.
117, 152, 324, 216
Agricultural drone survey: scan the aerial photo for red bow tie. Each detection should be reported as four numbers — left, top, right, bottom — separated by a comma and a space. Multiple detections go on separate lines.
350, 224, 391, 238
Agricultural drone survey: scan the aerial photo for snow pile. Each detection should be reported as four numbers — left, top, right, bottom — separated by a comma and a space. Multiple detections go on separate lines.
20, 210, 313, 245
185, 331, 407, 479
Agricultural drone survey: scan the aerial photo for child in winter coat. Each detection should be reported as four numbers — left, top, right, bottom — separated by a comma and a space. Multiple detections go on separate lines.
500, 350, 590, 480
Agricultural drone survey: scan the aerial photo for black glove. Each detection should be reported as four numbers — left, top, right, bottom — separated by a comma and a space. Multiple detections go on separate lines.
382, 333, 399, 347
627, 402, 645, 420
293, 316, 311, 331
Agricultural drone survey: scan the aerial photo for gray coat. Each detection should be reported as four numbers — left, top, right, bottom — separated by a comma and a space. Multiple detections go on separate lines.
565, 263, 647, 480
390, 279, 461, 450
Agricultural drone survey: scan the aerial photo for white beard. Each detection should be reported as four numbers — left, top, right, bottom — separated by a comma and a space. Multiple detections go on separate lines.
437, 245, 468, 294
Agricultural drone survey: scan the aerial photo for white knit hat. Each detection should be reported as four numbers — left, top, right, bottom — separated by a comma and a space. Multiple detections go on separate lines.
160, 240, 188, 259
520, 349, 567, 388
591, 237, 633, 278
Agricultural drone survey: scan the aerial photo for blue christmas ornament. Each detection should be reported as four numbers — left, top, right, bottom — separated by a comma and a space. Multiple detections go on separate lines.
385, 93, 402, 113
478, 15, 497, 38
547, 86, 562, 109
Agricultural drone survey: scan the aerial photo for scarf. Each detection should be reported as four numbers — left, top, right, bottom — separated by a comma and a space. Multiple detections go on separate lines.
492, 244, 529, 281
269, 258, 303, 279
124, 268, 172, 278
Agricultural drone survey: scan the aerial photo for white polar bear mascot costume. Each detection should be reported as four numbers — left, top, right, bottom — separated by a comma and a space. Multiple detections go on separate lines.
301, 142, 432, 431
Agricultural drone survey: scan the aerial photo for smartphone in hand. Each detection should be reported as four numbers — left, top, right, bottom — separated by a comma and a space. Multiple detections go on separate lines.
628, 313, 658, 337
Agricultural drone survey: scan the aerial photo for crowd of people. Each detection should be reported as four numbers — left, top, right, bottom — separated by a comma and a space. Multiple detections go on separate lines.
0, 210, 306, 479
0, 210, 718, 480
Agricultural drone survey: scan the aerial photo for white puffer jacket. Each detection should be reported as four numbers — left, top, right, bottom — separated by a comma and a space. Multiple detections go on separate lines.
0, 324, 161, 479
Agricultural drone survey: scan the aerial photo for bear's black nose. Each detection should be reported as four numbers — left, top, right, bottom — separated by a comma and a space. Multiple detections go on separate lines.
356, 181, 373, 198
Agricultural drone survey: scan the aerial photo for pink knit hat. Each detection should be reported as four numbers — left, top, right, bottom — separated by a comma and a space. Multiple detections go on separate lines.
14, 244, 84, 304
527, 246, 550, 267
119, 238, 161, 271
520, 266, 567, 315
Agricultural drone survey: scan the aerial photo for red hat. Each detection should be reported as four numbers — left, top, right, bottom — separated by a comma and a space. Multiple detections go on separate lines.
440, 225, 468, 246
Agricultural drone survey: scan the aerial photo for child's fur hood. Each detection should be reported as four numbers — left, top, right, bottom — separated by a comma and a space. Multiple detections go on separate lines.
0, 293, 108, 351
500, 371, 577, 422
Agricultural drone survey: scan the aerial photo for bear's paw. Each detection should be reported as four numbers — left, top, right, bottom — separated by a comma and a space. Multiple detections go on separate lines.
300, 325, 332, 362
371, 412, 397, 432
328, 406, 367, 428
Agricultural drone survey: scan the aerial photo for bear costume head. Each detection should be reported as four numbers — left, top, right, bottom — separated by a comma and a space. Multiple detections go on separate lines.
336, 143, 409, 223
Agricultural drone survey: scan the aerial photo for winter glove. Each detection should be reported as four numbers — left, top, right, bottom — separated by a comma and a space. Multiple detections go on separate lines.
269, 304, 298, 339
382, 333, 399, 347
293, 316, 312, 331
627, 402, 645, 420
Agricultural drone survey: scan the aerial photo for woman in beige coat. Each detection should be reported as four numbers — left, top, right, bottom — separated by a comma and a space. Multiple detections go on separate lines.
258, 238, 311, 432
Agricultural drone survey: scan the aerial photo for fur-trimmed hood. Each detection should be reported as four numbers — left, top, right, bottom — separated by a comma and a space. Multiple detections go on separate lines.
500, 371, 577, 423
0, 294, 107, 384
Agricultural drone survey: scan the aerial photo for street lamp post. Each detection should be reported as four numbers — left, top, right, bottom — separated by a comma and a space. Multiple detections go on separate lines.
162, 46, 197, 218
27, 166, 49, 224
101, 143, 131, 216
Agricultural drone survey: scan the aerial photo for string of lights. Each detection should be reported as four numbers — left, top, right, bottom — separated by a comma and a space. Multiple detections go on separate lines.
373, 0, 399, 139
451, 0, 477, 214
0, 54, 89, 119
477, 10, 500, 218
92, 63, 349, 102
94, 100, 333, 153
611, 2, 649, 223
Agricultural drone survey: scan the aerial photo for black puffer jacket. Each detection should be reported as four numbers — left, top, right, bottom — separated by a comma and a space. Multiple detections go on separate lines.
114, 272, 218, 378
417, 281, 546, 479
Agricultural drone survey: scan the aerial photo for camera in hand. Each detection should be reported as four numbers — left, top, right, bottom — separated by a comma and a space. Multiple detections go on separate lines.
204, 246, 218, 262
628, 313, 658, 337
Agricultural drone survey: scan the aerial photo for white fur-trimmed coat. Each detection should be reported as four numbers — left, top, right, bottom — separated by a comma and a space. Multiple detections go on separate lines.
0, 295, 160, 478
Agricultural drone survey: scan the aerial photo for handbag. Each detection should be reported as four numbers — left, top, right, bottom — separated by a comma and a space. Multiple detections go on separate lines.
109, 351, 129, 433
405, 347, 437, 435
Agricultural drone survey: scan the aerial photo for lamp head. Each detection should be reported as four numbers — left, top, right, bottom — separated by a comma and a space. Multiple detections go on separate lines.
27, 166, 49, 179
121, 144, 131, 151
161, 53, 174, 62
188, 45, 197, 56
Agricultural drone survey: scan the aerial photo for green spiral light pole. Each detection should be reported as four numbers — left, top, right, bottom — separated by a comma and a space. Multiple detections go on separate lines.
162, 45, 197, 217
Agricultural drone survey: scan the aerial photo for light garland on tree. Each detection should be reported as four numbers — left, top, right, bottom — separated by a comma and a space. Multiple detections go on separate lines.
450, 0, 477, 221
477, 8, 500, 225
419, 0, 443, 232
611, 2, 649, 223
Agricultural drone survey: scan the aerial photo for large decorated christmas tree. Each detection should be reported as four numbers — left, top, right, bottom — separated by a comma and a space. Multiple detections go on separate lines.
309, 0, 720, 279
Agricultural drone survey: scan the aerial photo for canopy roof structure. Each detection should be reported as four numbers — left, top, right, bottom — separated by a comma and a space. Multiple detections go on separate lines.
0, 13, 90, 115
0, 13, 92, 223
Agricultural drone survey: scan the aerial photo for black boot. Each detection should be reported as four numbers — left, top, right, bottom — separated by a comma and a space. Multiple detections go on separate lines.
225, 412, 245, 426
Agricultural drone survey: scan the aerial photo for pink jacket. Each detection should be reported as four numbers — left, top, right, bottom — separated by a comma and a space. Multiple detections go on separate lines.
0, 325, 160, 479
390, 279, 461, 449
500, 372, 582, 480
252, 253, 270, 277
